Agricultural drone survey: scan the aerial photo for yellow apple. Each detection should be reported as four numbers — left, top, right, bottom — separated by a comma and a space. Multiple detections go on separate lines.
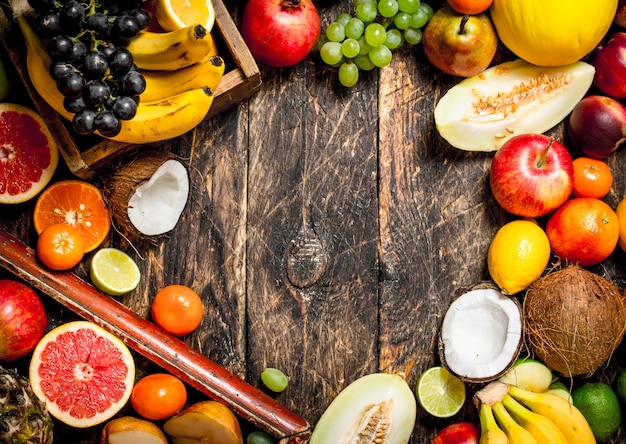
163, 400, 243, 444
100, 416, 168, 444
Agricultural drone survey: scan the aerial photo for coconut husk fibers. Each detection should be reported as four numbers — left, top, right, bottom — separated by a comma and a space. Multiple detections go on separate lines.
524, 264, 626, 378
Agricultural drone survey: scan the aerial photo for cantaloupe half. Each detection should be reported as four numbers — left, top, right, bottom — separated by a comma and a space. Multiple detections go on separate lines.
434, 59, 595, 152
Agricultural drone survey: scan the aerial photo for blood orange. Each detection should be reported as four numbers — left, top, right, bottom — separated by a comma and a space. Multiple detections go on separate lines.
29, 321, 135, 428
33, 180, 111, 252
0, 103, 58, 204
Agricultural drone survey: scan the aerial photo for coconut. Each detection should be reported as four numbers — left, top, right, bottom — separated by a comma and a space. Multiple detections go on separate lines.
438, 283, 524, 383
524, 264, 626, 377
103, 150, 190, 239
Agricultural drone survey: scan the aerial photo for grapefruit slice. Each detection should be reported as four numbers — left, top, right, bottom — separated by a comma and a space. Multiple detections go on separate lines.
0, 103, 58, 204
33, 180, 111, 252
29, 320, 136, 428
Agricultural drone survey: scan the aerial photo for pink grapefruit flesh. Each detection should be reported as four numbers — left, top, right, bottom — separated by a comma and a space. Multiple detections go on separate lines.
29, 320, 135, 428
0, 103, 58, 204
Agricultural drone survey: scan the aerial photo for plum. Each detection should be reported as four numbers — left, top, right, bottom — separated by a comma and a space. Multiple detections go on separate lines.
591, 32, 626, 99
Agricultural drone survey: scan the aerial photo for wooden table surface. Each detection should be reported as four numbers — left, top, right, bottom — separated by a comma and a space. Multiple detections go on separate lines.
2, 1, 626, 442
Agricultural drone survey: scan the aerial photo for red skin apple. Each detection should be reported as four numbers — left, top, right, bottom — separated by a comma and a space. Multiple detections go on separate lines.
591, 33, 626, 99
432, 422, 480, 444
490, 134, 574, 217
0, 279, 47, 363
240, 0, 321, 68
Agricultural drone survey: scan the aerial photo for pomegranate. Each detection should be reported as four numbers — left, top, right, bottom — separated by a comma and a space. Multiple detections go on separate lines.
0, 279, 47, 363
240, 0, 320, 68
591, 32, 626, 99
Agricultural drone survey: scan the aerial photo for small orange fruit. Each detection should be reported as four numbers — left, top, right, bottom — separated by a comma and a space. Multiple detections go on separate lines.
572, 157, 613, 198
151, 284, 203, 336
130, 373, 187, 420
546, 197, 619, 267
447, 0, 493, 15
616, 196, 626, 252
37, 223, 85, 270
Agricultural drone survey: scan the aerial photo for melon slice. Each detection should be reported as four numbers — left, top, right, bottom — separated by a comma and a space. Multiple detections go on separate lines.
434, 59, 595, 152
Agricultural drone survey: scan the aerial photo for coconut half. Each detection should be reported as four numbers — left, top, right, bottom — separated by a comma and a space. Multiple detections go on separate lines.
438, 286, 523, 383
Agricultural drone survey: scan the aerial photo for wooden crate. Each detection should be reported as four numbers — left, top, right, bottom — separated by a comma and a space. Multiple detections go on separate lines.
0, 0, 261, 178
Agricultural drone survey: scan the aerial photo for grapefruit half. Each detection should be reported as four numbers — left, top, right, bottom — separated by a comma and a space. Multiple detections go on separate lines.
29, 320, 135, 428
0, 103, 58, 204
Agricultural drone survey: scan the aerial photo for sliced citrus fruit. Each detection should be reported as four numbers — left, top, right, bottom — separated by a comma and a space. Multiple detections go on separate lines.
33, 179, 111, 252
29, 320, 135, 428
0, 103, 58, 204
154, 0, 215, 32
416, 366, 466, 418
90, 247, 141, 296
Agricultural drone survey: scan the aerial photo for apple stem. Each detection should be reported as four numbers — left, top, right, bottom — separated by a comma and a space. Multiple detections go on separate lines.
536, 138, 554, 168
282, 0, 302, 7
459, 15, 469, 35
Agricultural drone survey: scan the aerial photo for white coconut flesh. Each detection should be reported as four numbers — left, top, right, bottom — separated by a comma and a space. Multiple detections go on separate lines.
439, 287, 522, 382
127, 159, 189, 236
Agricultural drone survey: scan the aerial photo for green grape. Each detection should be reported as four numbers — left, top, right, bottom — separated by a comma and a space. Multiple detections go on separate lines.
338, 62, 359, 87
261, 368, 289, 392
410, 9, 429, 28
398, 0, 420, 13
419, 2, 434, 20
393, 12, 412, 29
364, 23, 387, 47
316, 35, 329, 52
341, 38, 361, 58
403, 27, 422, 45
357, 36, 372, 55
354, 54, 375, 71
355, 2, 378, 22
345, 17, 365, 39
369, 44, 392, 67
247, 431, 273, 444
384, 29, 403, 49
377, 0, 399, 18
326, 22, 346, 42
320, 41, 344, 65
336, 12, 353, 27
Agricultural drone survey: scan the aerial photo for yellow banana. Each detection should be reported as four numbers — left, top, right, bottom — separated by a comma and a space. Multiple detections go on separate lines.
479, 403, 509, 444
141, 55, 225, 102
492, 401, 539, 444
104, 86, 214, 143
125, 25, 214, 71
503, 394, 568, 444
508, 386, 596, 444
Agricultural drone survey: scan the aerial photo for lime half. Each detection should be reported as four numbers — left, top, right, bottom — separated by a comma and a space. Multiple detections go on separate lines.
416, 366, 466, 418
90, 248, 141, 296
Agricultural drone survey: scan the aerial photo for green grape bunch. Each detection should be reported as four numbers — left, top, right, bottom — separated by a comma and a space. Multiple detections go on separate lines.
318, 0, 434, 87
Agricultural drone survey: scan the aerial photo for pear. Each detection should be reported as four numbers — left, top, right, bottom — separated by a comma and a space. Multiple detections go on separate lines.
100, 416, 168, 444
164, 400, 243, 444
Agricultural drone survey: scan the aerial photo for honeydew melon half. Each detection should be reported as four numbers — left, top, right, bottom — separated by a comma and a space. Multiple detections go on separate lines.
309, 373, 416, 444
434, 59, 595, 152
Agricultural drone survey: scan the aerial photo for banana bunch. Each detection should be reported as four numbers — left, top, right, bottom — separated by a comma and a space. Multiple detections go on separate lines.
16, 14, 225, 144
476, 381, 596, 444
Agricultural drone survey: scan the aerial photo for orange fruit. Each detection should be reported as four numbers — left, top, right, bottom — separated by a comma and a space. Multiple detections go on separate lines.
572, 157, 613, 198
154, 0, 215, 32
130, 373, 187, 420
447, 0, 493, 15
36, 223, 85, 270
29, 321, 135, 428
617, 196, 626, 252
33, 180, 111, 253
546, 197, 619, 267
151, 284, 203, 336
0, 103, 58, 204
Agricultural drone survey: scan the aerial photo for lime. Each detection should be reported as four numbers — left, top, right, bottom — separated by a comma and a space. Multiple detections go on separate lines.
90, 247, 141, 296
614, 368, 626, 405
572, 382, 621, 442
416, 366, 466, 418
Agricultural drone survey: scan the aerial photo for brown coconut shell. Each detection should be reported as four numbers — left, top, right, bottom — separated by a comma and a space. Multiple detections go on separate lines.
524, 264, 626, 377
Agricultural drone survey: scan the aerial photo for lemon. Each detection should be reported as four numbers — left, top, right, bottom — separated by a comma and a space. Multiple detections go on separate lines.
154, 0, 215, 32
487, 219, 550, 295
415, 366, 466, 418
572, 382, 621, 442
616, 196, 626, 252
90, 248, 141, 296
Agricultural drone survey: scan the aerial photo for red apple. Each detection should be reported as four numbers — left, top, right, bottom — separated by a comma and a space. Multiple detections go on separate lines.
591, 33, 626, 99
432, 422, 480, 444
0, 279, 47, 363
240, 0, 321, 68
490, 134, 574, 217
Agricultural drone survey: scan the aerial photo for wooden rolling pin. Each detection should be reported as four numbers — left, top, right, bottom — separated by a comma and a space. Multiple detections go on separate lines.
0, 230, 311, 443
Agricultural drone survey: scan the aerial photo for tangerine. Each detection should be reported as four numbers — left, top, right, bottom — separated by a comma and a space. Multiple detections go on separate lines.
572, 157, 613, 198
130, 373, 187, 420
617, 196, 626, 252
447, 0, 493, 15
151, 284, 203, 336
546, 197, 619, 267
33, 180, 111, 253
37, 223, 85, 270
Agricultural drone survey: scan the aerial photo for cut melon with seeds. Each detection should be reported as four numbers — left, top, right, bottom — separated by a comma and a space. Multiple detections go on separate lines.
434, 59, 595, 151
154, 0, 215, 32
0, 103, 58, 204
90, 248, 141, 296
29, 321, 135, 428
